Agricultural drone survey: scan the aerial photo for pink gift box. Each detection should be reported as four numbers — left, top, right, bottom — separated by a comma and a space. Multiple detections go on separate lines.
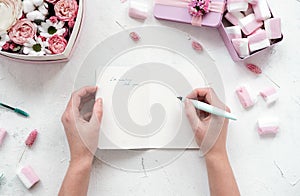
0, 0, 85, 63
153, 0, 226, 27
153, 0, 283, 62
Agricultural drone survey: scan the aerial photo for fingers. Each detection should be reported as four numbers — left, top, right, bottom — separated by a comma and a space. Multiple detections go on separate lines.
184, 99, 200, 132
65, 86, 98, 118
186, 88, 215, 104
90, 98, 103, 126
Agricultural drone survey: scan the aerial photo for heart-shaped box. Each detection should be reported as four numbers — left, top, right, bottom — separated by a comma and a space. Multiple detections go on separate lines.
0, 0, 84, 62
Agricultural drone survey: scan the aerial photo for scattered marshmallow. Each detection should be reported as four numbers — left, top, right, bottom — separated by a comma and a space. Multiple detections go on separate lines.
226, 26, 242, 40
227, 0, 249, 12
25, 130, 38, 147
238, 13, 263, 35
257, 118, 279, 135
129, 0, 148, 20
17, 165, 40, 189
0, 128, 7, 146
225, 12, 245, 26
264, 18, 282, 39
252, 0, 271, 21
236, 85, 257, 109
260, 87, 279, 104
248, 29, 270, 52
232, 38, 249, 58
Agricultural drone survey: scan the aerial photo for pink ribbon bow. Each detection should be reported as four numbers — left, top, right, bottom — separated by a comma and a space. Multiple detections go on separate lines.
155, 0, 225, 26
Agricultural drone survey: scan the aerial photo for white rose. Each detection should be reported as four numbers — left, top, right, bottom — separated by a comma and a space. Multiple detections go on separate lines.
0, 0, 23, 34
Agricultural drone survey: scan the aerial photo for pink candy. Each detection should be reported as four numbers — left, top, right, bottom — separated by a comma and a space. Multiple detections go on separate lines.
0, 128, 7, 146
232, 38, 249, 58
17, 165, 40, 189
225, 26, 242, 40
236, 86, 256, 109
248, 29, 270, 52
238, 13, 263, 35
225, 12, 244, 26
264, 18, 282, 39
227, 0, 249, 12
246, 64, 262, 74
129, 0, 148, 20
252, 0, 271, 21
260, 87, 279, 104
25, 130, 38, 147
257, 118, 279, 135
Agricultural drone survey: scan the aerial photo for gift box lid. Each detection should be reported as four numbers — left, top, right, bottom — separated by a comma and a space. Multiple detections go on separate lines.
153, 0, 226, 28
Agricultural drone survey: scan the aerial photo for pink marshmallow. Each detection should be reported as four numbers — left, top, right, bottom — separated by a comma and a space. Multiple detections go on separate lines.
129, 0, 148, 20
225, 26, 242, 40
0, 128, 7, 146
252, 0, 271, 21
236, 86, 257, 109
17, 165, 40, 189
264, 18, 282, 39
227, 0, 249, 12
257, 118, 279, 135
248, 29, 270, 52
260, 87, 279, 104
225, 12, 244, 26
238, 13, 263, 35
232, 38, 249, 58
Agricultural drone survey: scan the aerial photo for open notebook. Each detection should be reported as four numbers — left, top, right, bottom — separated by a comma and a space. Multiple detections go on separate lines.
95, 46, 206, 149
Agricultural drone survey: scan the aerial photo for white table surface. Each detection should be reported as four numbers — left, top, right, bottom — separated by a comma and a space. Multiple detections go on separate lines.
1, 0, 300, 195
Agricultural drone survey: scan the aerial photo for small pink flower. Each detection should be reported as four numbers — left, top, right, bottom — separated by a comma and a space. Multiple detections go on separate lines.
45, 0, 59, 4
48, 34, 68, 54
8, 19, 36, 45
54, 0, 78, 22
68, 19, 75, 28
129, 32, 140, 42
49, 16, 58, 23
192, 41, 203, 51
2, 42, 10, 51
188, 0, 210, 17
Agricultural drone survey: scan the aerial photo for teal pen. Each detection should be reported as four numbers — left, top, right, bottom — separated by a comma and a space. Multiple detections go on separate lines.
177, 97, 237, 121
0, 102, 30, 118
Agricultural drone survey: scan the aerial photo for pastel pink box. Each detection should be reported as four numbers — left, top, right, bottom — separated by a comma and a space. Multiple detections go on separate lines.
218, 4, 283, 62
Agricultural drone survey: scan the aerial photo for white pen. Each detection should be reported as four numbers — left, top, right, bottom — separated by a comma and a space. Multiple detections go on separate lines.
177, 97, 237, 121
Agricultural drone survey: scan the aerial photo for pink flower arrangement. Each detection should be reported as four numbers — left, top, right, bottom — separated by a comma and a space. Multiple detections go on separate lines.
188, 0, 210, 17
0, 0, 79, 56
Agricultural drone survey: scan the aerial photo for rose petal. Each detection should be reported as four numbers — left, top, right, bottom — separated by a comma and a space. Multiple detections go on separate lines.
246, 64, 262, 75
192, 41, 203, 52
129, 32, 140, 42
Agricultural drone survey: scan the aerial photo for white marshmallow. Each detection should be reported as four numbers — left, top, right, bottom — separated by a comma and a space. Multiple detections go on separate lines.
17, 165, 40, 189
232, 38, 250, 58
226, 26, 242, 40
257, 118, 279, 135
252, 0, 271, 21
227, 0, 249, 12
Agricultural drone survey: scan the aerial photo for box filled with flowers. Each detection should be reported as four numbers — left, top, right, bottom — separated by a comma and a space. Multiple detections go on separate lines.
0, 0, 83, 62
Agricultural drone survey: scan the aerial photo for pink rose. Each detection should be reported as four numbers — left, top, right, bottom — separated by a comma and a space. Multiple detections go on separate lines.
8, 19, 37, 45
48, 34, 68, 54
45, 0, 59, 4
54, 0, 78, 22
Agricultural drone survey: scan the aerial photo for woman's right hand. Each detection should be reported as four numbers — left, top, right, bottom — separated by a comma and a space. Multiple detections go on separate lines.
184, 88, 231, 158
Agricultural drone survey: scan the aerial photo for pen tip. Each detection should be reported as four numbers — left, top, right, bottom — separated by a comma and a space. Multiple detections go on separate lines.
177, 97, 183, 101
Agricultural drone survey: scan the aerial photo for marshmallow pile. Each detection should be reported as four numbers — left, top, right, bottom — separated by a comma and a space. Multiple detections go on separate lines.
224, 0, 282, 58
